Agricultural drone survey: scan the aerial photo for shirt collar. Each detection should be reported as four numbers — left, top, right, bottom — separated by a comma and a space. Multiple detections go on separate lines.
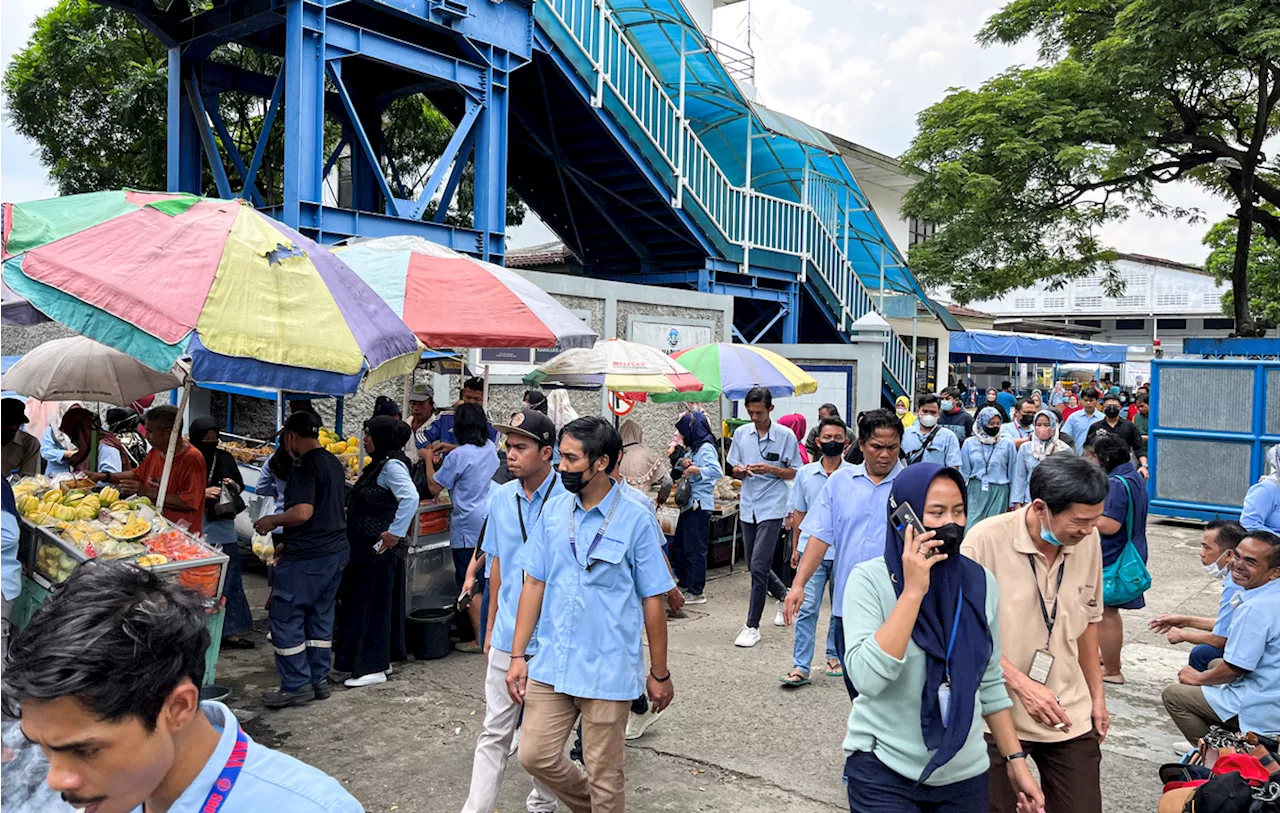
169, 702, 239, 812
1241, 578, 1280, 602
849, 460, 904, 483
520, 468, 557, 505
574, 479, 621, 516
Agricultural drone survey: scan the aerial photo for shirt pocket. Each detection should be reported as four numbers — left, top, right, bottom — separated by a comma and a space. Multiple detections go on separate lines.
1067, 582, 1101, 636
584, 539, 628, 590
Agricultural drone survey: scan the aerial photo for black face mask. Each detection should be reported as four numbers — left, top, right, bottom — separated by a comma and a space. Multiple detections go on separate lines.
928, 522, 966, 558
1103, 405, 1121, 419
1018, 414, 1034, 426
983, 424, 1001, 437
819, 440, 844, 459
559, 467, 595, 494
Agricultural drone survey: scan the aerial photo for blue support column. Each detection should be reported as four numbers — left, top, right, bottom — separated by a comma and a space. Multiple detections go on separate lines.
473, 62, 509, 261
282, 0, 326, 230
167, 48, 201, 193
782, 282, 800, 343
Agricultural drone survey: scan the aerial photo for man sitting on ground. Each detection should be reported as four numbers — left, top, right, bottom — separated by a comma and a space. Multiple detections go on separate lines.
1162, 530, 1280, 743
3, 560, 363, 813
1150, 520, 1248, 670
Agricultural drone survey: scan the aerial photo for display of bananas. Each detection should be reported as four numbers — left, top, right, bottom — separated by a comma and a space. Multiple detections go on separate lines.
100, 486, 120, 504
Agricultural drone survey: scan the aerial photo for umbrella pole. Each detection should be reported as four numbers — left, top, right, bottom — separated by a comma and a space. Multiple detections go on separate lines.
156, 382, 192, 522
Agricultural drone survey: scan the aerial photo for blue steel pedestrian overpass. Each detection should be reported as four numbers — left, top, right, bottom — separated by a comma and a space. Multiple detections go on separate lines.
101, 0, 935, 398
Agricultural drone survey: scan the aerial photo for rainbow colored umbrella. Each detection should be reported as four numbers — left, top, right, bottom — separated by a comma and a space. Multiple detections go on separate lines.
1, 190, 421, 395
651, 342, 819, 402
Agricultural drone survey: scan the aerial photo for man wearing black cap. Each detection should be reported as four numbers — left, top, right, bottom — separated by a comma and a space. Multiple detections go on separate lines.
253, 411, 350, 709
2, 398, 40, 477
459, 408, 561, 813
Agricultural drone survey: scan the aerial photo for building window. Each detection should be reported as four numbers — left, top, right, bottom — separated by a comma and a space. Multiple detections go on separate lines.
1014, 297, 1036, 310
908, 218, 936, 246
1075, 295, 1104, 308
1042, 297, 1067, 309
1156, 292, 1189, 307
1073, 319, 1103, 328
1203, 317, 1235, 330
1115, 318, 1146, 331
1157, 318, 1188, 330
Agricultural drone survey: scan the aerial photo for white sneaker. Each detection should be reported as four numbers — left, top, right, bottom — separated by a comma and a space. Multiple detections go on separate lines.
734, 626, 761, 647
625, 708, 664, 740
384, 665, 393, 676
1172, 740, 1195, 757
683, 592, 707, 605
344, 672, 388, 688
508, 727, 521, 757
774, 601, 786, 627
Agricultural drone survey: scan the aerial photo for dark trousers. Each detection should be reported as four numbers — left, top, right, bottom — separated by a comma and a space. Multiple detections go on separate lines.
742, 519, 788, 628
984, 732, 1101, 813
844, 750, 988, 813
219, 540, 254, 638
452, 546, 476, 592
334, 548, 407, 679
1190, 643, 1225, 672
269, 548, 349, 692
831, 619, 858, 701
670, 508, 711, 595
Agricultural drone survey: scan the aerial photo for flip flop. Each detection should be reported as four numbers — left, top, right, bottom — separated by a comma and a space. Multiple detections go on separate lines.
1102, 673, 1126, 685
824, 659, 843, 678
779, 670, 811, 687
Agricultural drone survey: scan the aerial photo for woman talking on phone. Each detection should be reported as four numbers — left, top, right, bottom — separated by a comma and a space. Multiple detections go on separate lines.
841, 463, 1045, 813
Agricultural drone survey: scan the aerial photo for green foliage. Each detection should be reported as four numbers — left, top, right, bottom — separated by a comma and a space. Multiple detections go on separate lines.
902, 0, 1280, 329
1204, 212, 1280, 327
2, 0, 524, 228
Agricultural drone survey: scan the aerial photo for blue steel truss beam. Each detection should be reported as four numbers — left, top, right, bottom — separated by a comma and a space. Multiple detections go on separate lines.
242, 68, 285, 203
323, 19, 486, 96
203, 98, 266, 206
322, 134, 350, 181
433, 124, 478, 223
276, 202, 489, 253
326, 61, 401, 217
403, 99, 482, 220
750, 306, 788, 345
184, 78, 233, 199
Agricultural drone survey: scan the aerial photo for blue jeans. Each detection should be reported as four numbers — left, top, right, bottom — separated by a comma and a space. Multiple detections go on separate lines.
270, 548, 349, 692
670, 508, 711, 596
206, 519, 252, 638
1190, 643, 1224, 671
844, 750, 987, 813
793, 558, 837, 674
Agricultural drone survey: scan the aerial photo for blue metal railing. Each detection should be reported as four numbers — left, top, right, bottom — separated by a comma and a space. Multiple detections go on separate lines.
539, 0, 913, 393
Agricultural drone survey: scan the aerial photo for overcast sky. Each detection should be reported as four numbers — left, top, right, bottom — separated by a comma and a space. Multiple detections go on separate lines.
2, 0, 1231, 263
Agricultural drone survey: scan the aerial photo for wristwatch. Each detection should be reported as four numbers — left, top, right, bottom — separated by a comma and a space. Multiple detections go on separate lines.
1004, 751, 1028, 763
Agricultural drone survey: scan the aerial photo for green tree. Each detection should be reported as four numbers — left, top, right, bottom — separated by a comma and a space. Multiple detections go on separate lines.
3, 0, 523, 228
1204, 211, 1280, 328
902, 0, 1280, 336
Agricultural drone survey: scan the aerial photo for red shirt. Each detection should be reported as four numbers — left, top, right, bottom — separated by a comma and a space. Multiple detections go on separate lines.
134, 444, 207, 534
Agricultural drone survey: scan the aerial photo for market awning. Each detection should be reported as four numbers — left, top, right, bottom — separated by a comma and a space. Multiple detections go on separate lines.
949, 330, 1128, 364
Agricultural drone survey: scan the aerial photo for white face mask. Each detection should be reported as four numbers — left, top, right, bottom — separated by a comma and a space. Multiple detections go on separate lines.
1204, 551, 1232, 580
918, 414, 939, 428
896, 406, 907, 415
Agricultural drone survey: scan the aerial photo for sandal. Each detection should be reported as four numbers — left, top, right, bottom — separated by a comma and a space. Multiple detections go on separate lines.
778, 670, 811, 688
221, 636, 256, 650
824, 658, 843, 678
1102, 673, 1126, 685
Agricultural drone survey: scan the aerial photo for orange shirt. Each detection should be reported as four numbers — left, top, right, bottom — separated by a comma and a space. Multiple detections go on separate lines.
134, 445, 208, 535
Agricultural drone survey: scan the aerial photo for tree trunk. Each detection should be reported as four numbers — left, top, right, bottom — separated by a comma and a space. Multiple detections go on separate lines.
1229, 208, 1256, 336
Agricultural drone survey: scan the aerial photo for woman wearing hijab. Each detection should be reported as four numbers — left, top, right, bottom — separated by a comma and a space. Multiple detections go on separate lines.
522, 389, 549, 414
1241, 444, 1280, 535
1010, 410, 1073, 508
40, 402, 83, 475
779, 414, 811, 465
895, 396, 917, 429
959, 407, 1017, 528
1029, 390, 1043, 410
61, 406, 133, 474
670, 411, 723, 603
1059, 392, 1082, 422
187, 416, 252, 648
336, 416, 418, 687
842, 463, 1043, 813
618, 419, 673, 500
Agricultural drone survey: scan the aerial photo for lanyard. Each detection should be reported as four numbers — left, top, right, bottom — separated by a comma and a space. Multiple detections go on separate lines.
568, 487, 621, 571
199, 727, 248, 813
944, 588, 963, 684
515, 474, 555, 543
1027, 554, 1066, 646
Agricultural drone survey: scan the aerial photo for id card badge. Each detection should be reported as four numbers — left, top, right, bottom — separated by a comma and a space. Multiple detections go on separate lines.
1028, 649, 1055, 685
982, 481, 991, 492
937, 681, 952, 725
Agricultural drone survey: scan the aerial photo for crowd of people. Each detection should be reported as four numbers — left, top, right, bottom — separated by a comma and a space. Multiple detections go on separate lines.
2, 370, 1280, 813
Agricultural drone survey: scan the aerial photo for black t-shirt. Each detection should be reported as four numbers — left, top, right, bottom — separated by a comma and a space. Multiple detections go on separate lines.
1085, 417, 1147, 459
281, 447, 348, 560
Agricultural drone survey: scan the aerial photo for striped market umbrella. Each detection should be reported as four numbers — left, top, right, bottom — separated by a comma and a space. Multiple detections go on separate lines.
523, 338, 703, 394
1, 190, 421, 395
335, 235, 596, 349
652, 342, 819, 402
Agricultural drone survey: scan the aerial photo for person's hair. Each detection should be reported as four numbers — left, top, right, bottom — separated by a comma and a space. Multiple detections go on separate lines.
1206, 520, 1247, 551
523, 389, 548, 414
1029, 455, 1110, 512
817, 416, 847, 435
1243, 530, 1280, 569
282, 410, 321, 439
857, 408, 904, 443
560, 416, 623, 474
1081, 387, 1100, 400
818, 403, 840, 418
1136, 392, 1149, 405
372, 395, 401, 419
1092, 434, 1130, 472
1016, 396, 1034, 410
2, 561, 209, 727
744, 387, 772, 408
1001, 380, 1012, 390
453, 402, 490, 447
462, 376, 485, 394
145, 404, 180, 433
916, 393, 940, 409
1100, 392, 1122, 405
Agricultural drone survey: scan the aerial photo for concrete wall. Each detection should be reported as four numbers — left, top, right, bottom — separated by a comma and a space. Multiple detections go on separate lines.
756, 340, 884, 420
859, 180, 910, 258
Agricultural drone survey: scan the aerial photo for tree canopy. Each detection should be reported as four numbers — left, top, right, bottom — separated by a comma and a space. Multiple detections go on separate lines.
1204, 211, 1280, 328
3, 0, 523, 228
902, 0, 1280, 335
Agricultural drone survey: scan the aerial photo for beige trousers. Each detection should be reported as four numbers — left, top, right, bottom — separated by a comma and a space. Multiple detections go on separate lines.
1161, 682, 1238, 742
517, 680, 630, 813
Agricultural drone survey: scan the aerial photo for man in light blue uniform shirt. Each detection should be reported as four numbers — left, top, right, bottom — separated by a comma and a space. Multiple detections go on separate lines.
900, 394, 960, 467
1062, 388, 1102, 453
1240, 444, 1280, 536
1000, 397, 1037, 448
780, 417, 851, 688
3, 561, 362, 813
461, 409, 560, 813
785, 409, 904, 700
1163, 531, 1280, 740
506, 417, 673, 813
1149, 520, 1248, 670
726, 387, 800, 648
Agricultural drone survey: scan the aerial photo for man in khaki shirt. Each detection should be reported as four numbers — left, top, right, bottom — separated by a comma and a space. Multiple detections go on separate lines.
962, 455, 1112, 813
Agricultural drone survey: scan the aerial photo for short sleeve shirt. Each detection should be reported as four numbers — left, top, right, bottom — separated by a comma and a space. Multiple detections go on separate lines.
435, 441, 499, 548
789, 460, 852, 559
726, 421, 801, 522
134, 445, 208, 534
1204, 579, 1280, 735
482, 471, 562, 655
961, 506, 1104, 743
281, 448, 348, 560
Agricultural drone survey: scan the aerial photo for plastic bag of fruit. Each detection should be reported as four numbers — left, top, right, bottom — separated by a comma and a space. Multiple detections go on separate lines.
251, 532, 277, 565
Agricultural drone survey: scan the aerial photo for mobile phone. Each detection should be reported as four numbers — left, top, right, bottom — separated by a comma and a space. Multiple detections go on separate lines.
373, 539, 385, 554
890, 501, 926, 543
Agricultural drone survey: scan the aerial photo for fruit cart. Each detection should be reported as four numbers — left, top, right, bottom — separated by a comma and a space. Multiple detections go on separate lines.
405, 500, 456, 615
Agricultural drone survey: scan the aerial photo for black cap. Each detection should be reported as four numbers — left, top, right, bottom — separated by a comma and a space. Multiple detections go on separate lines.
280, 410, 322, 438
495, 409, 557, 447
2, 398, 29, 426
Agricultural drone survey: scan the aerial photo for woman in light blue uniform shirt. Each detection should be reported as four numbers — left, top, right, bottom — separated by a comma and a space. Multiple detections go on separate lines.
1010, 409, 1073, 507
959, 406, 1017, 528
1241, 445, 1280, 536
